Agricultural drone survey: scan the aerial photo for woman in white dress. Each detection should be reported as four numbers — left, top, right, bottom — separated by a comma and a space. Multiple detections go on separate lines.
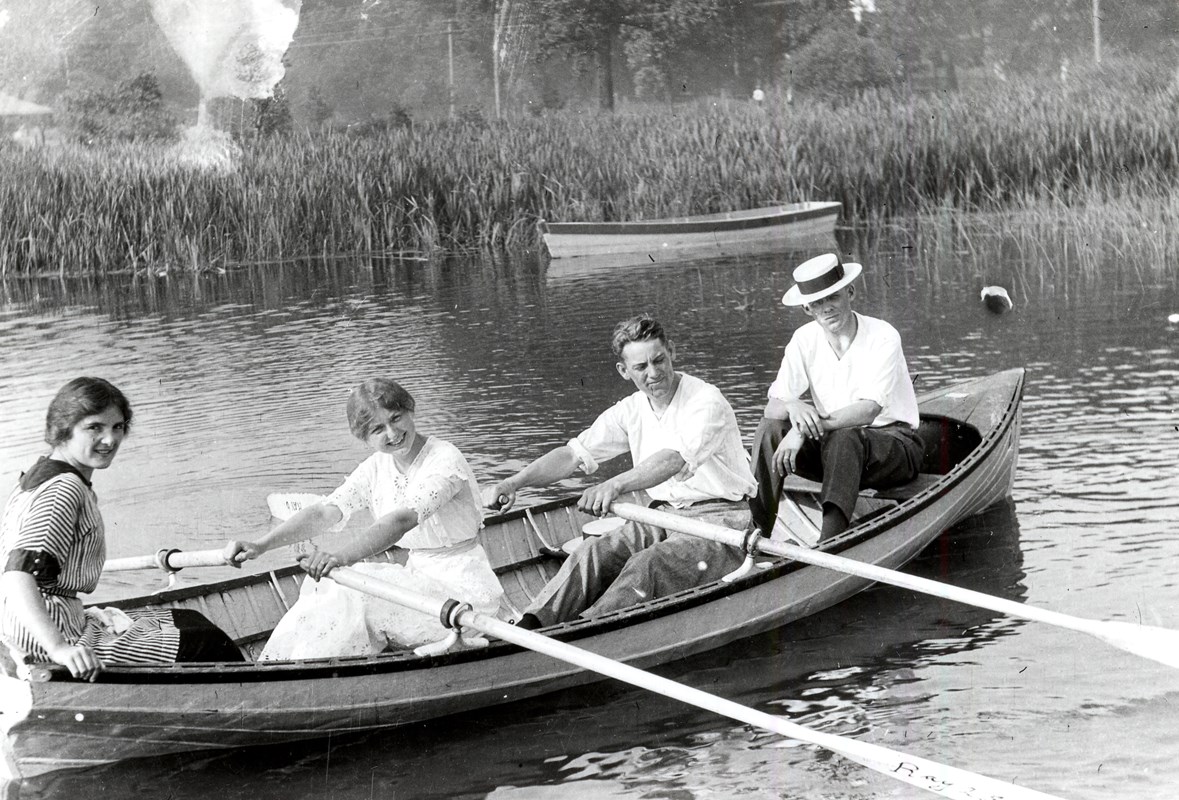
223, 379, 504, 659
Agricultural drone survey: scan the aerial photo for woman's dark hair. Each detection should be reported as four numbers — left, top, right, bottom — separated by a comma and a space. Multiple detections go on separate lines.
346, 379, 415, 440
610, 314, 669, 359
44, 377, 133, 446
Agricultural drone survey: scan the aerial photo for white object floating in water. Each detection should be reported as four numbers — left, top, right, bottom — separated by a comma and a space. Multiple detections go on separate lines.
980, 285, 1013, 314
1168, 313, 1179, 324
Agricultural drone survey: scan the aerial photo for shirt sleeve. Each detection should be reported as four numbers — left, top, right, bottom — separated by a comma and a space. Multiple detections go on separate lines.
403, 447, 467, 523
767, 333, 811, 402
853, 324, 903, 409
9, 478, 89, 566
567, 401, 631, 475
323, 459, 375, 525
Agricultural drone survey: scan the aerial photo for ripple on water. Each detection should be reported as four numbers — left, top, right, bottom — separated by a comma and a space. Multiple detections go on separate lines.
3, 250, 1179, 799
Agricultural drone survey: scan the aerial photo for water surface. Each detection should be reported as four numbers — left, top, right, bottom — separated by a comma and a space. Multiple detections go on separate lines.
2, 230, 1178, 799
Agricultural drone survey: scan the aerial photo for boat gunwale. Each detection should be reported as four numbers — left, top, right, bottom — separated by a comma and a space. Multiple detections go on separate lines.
30, 370, 1024, 685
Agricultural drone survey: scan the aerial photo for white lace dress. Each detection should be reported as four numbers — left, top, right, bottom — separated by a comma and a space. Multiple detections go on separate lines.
260, 437, 504, 660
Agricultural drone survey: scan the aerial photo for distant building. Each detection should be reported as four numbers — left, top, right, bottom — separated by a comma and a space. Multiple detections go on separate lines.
0, 92, 55, 146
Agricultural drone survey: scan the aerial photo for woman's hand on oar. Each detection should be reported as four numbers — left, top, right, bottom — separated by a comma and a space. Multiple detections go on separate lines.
222, 540, 264, 568
325, 566, 1065, 800
612, 502, 1179, 672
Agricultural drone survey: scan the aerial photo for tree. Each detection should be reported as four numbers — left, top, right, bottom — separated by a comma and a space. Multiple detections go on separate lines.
871, 0, 1179, 86
61, 71, 179, 143
775, 0, 853, 54
790, 26, 899, 97
254, 83, 292, 137
516, 0, 723, 110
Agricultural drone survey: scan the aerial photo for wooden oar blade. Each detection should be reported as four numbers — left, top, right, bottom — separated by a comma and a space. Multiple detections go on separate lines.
1095, 620, 1179, 669
266, 492, 325, 520
825, 739, 1065, 800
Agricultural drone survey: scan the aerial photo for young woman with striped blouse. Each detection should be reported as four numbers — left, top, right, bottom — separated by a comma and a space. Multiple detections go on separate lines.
0, 377, 241, 681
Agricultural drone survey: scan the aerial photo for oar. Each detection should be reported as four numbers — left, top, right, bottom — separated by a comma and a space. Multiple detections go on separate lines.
326, 566, 1064, 800
104, 548, 228, 573
612, 502, 1179, 671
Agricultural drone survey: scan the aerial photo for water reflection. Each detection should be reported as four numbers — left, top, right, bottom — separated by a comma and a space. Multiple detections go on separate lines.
3, 224, 1179, 798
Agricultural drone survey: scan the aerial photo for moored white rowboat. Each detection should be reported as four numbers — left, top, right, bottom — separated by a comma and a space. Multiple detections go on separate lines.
540, 201, 842, 260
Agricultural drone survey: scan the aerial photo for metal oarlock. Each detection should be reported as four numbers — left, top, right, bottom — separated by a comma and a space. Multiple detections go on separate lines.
721, 527, 764, 583
413, 599, 490, 657
153, 548, 183, 592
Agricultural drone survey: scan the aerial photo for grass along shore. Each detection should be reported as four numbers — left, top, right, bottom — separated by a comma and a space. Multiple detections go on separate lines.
4, 68, 1179, 277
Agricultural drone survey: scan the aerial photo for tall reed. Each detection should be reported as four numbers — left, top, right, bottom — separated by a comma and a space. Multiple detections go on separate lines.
3, 70, 1179, 276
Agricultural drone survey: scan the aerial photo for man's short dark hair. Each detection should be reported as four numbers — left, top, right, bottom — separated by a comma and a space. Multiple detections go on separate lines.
610, 315, 669, 359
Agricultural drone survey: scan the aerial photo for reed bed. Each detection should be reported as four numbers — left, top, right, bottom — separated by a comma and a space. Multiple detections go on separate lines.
4, 73, 1179, 276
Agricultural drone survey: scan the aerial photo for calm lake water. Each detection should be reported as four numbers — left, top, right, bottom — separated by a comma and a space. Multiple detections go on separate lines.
2, 226, 1178, 799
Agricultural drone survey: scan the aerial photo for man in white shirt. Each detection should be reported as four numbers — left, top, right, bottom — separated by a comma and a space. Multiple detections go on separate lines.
750, 253, 924, 543
484, 315, 755, 629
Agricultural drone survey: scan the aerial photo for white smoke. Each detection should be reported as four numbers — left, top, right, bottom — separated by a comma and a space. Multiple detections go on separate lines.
148, 0, 301, 104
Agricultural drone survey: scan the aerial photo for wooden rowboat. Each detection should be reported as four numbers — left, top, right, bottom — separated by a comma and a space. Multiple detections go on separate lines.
540, 201, 842, 260
0, 368, 1024, 781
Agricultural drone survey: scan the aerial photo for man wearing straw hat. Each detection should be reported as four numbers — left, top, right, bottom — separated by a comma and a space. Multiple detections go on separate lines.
748, 253, 924, 545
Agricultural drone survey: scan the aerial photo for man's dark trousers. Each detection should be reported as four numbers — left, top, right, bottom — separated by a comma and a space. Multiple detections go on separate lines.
747, 417, 925, 535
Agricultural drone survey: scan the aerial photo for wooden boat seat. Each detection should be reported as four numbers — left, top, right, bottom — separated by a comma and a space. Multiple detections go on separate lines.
780, 472, 941, 502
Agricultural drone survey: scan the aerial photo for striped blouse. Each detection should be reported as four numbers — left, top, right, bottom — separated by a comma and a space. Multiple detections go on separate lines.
0, 460, 178, 665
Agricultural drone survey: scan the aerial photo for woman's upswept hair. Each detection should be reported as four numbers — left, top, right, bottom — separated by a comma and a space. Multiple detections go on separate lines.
346, 378, 415, 440
610, 314, 669, 359
45, 377, 132, 446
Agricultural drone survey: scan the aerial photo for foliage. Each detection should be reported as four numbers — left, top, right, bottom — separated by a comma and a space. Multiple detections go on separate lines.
773, 0, 852, 53
340, 105, 413, 137
517, 0, 724, 109
61, 73, 179, 144
790, 28, 900, 98
8, 64, 1179, 275
286, 0, 487, 124
306, 87, 334, 129
254, 85, 293, 138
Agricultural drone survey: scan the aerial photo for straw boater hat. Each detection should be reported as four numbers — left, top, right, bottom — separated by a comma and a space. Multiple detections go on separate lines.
781, 253, 863, 307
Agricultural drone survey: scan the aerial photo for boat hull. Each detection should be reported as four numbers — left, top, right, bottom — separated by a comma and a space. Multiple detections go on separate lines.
0, 369, 1024, 781
541, 202, 842, 260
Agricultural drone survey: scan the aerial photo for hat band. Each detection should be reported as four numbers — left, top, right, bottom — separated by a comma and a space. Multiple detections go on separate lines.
797, 263, 845, 296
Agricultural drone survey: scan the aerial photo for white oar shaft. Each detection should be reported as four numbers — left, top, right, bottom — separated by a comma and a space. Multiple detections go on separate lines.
613, 502, 1179, 670
615, 502, 1084, 630
328, 566, 1064, 800
103, 548, 227, 573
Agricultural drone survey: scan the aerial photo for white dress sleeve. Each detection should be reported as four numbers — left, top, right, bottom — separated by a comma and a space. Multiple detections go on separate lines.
394, 439, 483, 550
323, 458, 376, 526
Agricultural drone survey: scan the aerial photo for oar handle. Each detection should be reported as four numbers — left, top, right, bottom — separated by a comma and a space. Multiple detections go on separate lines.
103, 548, 228, 573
